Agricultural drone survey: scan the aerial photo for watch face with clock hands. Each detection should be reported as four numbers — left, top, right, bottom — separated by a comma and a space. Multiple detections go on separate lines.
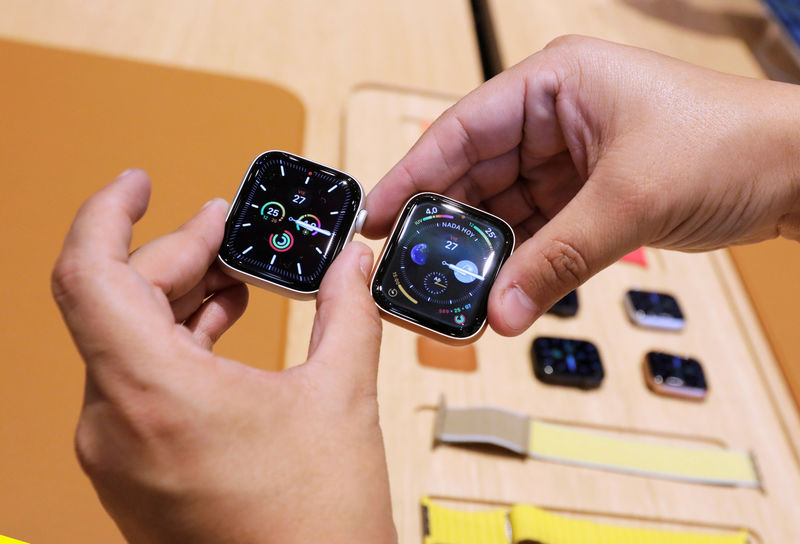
371, 193, 514, 341
218, 151, 363, 296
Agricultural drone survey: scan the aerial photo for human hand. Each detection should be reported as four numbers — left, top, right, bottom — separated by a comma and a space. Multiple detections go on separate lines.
365, 35, 800, 336
52, 170, 396, 543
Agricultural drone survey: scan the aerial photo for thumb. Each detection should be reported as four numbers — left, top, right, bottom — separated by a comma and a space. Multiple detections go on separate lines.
488, 181, 641, 336
306, 242, 383, 386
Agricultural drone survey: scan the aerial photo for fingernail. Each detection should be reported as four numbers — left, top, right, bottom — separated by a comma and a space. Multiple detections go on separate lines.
202, 197, 228, 210
117, 168, 136, 179
500, 284, 538, 333
359, 252, 373, 281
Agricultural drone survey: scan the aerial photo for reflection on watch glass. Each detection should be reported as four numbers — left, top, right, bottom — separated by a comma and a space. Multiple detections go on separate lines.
219, 151, 361, 293
372, 193, 513, 339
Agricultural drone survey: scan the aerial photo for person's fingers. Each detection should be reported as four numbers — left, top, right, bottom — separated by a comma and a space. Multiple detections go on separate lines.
362, 69, 528, 238
306, 242, 382, 389
52, 169, 154, 340
441, 149, 521, 208
364, 52, 568, 239
512, 214, 549, 244
183, 283, 249, 350
170, 265, 243, 323
128, 198, 228, 301
482, 150, 582, 226
488, 178, 642, 336
52, 169, 182, 383
57, 169, 151, 265
482, 181, 539, 229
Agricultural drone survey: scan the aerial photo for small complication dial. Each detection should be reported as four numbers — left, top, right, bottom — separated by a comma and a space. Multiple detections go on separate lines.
290, 214, 330, 237
261, 201, 286, 224
423, 271, 448, 295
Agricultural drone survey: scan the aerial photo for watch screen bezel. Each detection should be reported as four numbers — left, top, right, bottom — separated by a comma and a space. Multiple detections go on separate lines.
218, 150, 362, 294
371, 193, 514, 340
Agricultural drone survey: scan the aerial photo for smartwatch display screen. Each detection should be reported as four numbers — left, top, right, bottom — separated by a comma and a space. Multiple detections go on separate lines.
219, 151, 362, 294
531, 337, 604, 389
645, 351, 707, 399
624, 289, 685, 331
371, 193, 514, 340
627, 290, 684, 319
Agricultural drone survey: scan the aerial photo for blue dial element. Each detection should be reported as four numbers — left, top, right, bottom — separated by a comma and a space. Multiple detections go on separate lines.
410, 243, 429, 265
451, 259, 479, 283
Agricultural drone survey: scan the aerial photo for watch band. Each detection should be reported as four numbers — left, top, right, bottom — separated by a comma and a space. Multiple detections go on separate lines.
422, 498, 509, 544
433, 398, 759, 487
421, 497, 750, 544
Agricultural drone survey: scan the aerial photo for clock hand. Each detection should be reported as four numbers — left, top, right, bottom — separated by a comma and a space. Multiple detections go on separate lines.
290, 218, 332, 237
442, 261, 485, 281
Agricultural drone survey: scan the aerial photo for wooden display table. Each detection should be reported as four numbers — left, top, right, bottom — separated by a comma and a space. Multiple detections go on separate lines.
3, 0, 800, 541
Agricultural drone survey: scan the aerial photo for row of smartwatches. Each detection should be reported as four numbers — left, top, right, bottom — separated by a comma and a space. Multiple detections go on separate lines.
532, 289, 708, 400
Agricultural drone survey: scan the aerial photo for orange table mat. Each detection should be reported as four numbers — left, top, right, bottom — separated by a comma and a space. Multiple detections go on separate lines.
0, 38, 304, 543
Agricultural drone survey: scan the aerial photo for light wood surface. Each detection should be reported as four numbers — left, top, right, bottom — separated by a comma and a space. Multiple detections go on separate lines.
0, 0, 482, 169
338, 85, 800, 542
489, 0, 768, 77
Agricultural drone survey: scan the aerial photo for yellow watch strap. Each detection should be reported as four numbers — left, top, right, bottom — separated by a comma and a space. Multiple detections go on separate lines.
422, 497, 750, 544
509, 504, 749, 544
0, 536, 30, 544
422, 497, 509, 544
433, 398, 759, 487
528, 420, 758, 487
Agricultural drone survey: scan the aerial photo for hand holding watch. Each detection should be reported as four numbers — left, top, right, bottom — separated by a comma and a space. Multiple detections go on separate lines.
219, 154, 514, 343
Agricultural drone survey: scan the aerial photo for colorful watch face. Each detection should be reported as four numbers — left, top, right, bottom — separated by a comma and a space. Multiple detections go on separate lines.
371, 193, 514, 341
531, 337, 604, 389
218, 151, 363, 295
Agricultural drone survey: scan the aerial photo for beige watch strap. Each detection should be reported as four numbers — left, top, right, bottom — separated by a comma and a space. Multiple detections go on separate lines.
433, 397, 759, 487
